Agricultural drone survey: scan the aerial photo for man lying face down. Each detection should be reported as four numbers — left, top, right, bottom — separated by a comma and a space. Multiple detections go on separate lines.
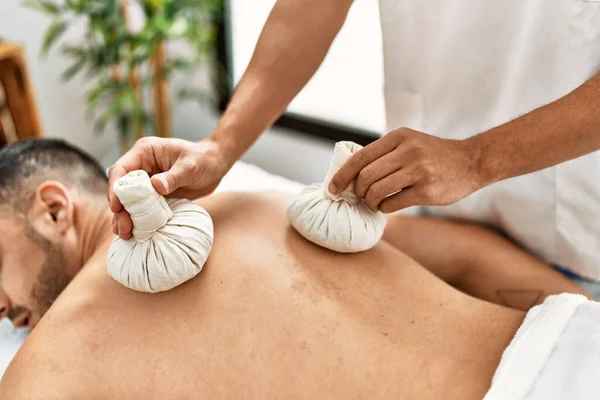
0, 140, 111, 328
0, 139, 598, 399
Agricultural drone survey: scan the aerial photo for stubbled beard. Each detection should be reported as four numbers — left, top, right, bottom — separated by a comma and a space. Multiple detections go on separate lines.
25, 224, 71, 318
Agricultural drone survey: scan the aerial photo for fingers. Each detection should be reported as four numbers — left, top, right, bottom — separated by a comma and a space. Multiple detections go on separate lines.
150, 160, 191, 196
379, 186, 427, 213
114, 210, 133, 240
151, 173, 173, 196
364, 168, 414, 210
354, 150, 405, 198
107, 137, 170, 211
107, 148, 145, 213
107, 165, 128, 213
328, 135, 400, 194
108, 142, 148, 239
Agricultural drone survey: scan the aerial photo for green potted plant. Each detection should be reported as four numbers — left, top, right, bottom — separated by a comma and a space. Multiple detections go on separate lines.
25, 0, 222, 153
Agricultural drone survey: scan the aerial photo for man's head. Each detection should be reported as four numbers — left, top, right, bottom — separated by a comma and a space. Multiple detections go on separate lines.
0, 139, 107, 328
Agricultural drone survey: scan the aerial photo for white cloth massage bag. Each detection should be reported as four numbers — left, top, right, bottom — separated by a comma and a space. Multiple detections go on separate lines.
287, 141, 387, 252
107, 170, 213, 293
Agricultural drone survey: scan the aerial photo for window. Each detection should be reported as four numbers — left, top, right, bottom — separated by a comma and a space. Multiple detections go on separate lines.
227, 0, 386, 137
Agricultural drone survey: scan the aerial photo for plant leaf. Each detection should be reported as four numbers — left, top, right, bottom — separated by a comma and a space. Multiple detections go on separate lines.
61, 45, 86, 57
197, 24, 217, 45
86, 82, 108, 108
177, 87, 213, 105
117, 113, 131, 136
94, 104, 121, 134
93, 114, 110, 134
159, 57, 196, 79
140, 110, 156, 134
23, 0, 61, 16
41, 19, 68, 57
61, 57, 86, 81
91, 83, 134, 135
167, 17, 189, 38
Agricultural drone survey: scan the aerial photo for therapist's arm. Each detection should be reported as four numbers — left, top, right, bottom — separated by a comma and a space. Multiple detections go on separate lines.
214, 0, 354, 162
330, 71, 600, 213
472, 71, 600, 185
109, 0, 353, 239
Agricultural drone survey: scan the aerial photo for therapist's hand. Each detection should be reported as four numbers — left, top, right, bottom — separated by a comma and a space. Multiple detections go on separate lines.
328, 128, 483, 213
108, 137, 230, 239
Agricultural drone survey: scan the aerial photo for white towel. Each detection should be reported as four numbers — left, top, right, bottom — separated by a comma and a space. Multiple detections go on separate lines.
0, 319, 29, 379
485, 294, 600, 400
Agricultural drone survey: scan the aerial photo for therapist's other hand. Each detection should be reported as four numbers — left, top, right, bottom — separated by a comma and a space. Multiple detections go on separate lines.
328, 128, 483, 213
108, 137, 230, 239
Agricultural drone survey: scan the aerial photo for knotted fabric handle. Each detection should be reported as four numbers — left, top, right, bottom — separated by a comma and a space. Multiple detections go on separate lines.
113, 170, 173, 243
323, 141, 363, 204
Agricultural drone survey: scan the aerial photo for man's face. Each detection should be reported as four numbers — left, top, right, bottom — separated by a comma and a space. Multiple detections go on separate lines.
0, 214, 72, 329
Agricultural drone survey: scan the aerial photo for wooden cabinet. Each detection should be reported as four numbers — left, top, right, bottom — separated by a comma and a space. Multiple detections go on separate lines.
0, 42, 43, 148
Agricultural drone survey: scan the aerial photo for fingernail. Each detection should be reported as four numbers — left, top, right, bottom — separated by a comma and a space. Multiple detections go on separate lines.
328, 183, 338, 194
157, 176, 170, 193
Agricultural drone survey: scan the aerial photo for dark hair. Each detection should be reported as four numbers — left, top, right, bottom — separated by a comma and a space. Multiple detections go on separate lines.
0, 138, 108, 212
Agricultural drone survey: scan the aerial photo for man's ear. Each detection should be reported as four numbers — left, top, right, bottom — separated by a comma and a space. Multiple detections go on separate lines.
28, 181, 74, 237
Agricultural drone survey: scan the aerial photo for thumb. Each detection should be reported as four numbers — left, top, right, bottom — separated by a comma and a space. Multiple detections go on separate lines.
151, 164, 189, 196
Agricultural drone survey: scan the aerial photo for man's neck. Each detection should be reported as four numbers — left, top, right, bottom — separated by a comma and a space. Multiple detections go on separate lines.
75, 201, 114, 269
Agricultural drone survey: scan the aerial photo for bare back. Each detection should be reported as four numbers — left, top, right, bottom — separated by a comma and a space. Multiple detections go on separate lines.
0, 192, 524, 399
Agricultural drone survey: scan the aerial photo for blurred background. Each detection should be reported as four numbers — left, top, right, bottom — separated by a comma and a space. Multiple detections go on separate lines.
0, 0, 384, 184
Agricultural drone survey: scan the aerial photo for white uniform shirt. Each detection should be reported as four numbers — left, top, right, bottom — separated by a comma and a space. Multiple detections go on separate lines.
379, 0, 600, 280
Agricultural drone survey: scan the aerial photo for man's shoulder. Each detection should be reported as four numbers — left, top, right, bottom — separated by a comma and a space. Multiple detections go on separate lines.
0, 334, 76, 400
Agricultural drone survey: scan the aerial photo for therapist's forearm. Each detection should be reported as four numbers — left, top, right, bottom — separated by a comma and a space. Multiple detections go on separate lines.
471, 71, 600, 185
210, 0, 353, 164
